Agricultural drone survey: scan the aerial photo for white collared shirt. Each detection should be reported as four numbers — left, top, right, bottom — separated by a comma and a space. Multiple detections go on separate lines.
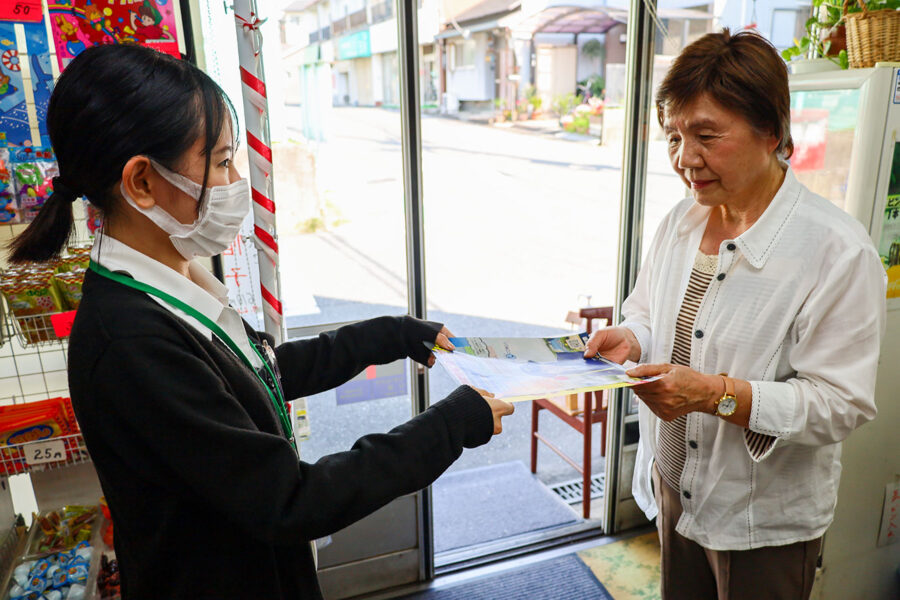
91, 234, 262, 369
622, 167, 886, 550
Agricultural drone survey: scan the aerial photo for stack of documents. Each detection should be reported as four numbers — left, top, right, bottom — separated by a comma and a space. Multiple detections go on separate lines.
435, 333, 657, 402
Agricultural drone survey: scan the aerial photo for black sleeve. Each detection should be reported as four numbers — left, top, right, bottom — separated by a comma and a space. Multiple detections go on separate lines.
90, 335, 492, 545
273, 315, 442, 399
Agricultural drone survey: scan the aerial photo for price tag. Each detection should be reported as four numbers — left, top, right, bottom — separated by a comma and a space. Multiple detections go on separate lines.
50, 310, 77, 338
24, 440, 66, 465
0, 1, 44, 23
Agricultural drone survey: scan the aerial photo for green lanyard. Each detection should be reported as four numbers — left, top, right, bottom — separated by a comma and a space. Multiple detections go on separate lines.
89, 260, 295, 448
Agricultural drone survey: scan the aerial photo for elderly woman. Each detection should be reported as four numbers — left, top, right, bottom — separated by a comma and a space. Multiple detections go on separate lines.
585, 30, 886, 600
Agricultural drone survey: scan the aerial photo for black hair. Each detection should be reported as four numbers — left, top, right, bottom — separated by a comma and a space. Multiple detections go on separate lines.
7, 43, 237, 263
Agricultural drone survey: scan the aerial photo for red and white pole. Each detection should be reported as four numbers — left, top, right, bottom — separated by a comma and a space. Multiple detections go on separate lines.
233, 0, 284, 344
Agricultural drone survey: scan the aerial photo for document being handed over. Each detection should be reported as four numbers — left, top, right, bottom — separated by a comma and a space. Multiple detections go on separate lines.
434, 333, 659, 401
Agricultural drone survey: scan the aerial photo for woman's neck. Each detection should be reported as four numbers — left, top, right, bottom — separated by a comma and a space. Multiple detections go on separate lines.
105, 217, 191, 280
701, 161, 786, 253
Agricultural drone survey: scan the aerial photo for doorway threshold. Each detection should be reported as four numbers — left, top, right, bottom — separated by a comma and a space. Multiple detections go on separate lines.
435, 518, 604, 574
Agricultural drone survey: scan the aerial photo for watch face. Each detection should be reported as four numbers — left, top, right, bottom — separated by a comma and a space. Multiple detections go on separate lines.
717, 396, 737, 416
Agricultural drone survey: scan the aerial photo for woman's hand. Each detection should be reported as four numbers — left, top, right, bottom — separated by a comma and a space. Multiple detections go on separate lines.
625, 363, 721, 421
472, 387, 515, 435
427, 326, 456, 367
583, 326, 641, 364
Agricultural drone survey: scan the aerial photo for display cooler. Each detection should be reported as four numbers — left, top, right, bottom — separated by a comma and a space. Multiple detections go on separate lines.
789, 63, 900, 595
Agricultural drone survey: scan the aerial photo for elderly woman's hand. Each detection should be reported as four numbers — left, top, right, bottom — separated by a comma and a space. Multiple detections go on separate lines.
583, 326, 642, 364
625, 363, 721, 421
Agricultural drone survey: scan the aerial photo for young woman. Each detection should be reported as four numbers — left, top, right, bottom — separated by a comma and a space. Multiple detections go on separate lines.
8, 44, 513, 599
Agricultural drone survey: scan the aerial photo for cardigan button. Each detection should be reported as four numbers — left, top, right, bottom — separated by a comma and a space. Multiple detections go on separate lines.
683, 490, 692, 499
717, 273, 726, 281
726, 242, 736, 251
694, 329, 704, 339
688, 440, 698, 449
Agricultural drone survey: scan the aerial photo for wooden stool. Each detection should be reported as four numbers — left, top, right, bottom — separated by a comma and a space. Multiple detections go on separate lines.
530, 306, 612, 519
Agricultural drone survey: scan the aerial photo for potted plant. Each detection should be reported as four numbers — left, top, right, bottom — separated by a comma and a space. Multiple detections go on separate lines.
524, 85, 543, 119
781, 0, 849, 71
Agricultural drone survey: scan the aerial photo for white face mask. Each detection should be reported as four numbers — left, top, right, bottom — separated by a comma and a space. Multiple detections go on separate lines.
120, 159, 250, 260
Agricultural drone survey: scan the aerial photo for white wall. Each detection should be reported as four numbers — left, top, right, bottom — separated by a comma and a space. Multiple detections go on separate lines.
369, 18, 398, 54
575, 33, 605, 83
446, 33, 492, 102
535, 44, 577, 103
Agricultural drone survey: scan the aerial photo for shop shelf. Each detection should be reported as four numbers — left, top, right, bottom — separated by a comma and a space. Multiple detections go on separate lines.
0, 433, 91, 479
6, 311, 71, 348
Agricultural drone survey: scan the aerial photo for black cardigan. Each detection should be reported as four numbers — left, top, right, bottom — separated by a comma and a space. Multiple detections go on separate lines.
67, 269, 493, 599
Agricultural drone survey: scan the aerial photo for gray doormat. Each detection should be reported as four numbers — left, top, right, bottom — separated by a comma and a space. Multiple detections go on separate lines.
550, 473, 605, 504
396, 554, 613, 599
432, 461, 580, 554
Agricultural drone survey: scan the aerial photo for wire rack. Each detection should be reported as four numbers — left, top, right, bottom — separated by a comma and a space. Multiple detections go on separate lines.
0, 304, 70, 406
7, 311, 71, 348
0, 432, 89, 478
0, 203, 92, 481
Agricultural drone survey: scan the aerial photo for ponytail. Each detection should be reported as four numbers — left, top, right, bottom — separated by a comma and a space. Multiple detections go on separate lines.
6, 177, 78, 263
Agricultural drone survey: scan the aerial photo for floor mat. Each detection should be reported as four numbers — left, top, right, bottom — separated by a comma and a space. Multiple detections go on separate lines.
432, 461, 579, 554
578, 531, 661, 600
397, 554, 613, 600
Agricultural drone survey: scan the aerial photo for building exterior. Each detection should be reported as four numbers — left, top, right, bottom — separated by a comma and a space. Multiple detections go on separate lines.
280, 0, 812, 132
281, 0, 441, 139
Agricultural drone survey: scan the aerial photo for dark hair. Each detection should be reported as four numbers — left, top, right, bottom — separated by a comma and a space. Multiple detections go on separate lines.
137, 5, 155, 20
7, 44, 236, 263
655, 28, 793, 160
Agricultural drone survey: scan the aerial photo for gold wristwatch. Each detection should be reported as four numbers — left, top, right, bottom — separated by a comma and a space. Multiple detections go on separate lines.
714, 375, 737, 417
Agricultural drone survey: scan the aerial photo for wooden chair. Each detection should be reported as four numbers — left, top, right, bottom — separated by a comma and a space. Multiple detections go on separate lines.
530, 306, 612, 519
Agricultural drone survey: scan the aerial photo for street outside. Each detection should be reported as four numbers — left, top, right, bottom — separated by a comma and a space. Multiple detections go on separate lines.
262, 107, 684, 493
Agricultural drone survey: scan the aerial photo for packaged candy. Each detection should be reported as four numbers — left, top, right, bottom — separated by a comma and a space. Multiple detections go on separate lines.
64, 564, 87, 585
8, 583, 26, 599
51, 568, 67, 589
66, 584, 85, 600
45, 591, 63, 600
25, 575, 47, 593
52, 270, 84, 310
65, 243, 91, 257
11, 154, 59, 223
0, 147, 17, 224
13, 563, 30, 586
29, 559, 51, 579
0, 272, 65, 344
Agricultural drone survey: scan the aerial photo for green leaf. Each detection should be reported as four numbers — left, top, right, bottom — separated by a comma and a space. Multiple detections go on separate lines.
839, 49, 849, 69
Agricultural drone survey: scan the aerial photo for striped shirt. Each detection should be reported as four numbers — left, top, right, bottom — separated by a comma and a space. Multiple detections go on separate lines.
656, 250, 716, 492
656, 251, 778, 492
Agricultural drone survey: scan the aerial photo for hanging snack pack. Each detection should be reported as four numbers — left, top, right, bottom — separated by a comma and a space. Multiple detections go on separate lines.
0, 148, 17, 224
10, 149, 59, 223
1, 249, 86, 344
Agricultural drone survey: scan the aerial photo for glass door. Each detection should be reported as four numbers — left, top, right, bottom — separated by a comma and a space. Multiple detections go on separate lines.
196, 1, 428, 598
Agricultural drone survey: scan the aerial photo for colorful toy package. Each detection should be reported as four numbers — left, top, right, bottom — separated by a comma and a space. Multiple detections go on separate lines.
48, 0, 182, 71
0, 397, 78, 447
0, 398, 81, 476
0, 21, 54, 149
0, 147, 17, 223
10, 148, 59, 223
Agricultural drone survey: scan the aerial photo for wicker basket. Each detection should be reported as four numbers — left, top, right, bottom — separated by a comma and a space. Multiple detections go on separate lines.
843, 0, 900, 68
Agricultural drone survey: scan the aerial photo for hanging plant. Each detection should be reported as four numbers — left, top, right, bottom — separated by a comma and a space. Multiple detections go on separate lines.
581, 39, 604, 60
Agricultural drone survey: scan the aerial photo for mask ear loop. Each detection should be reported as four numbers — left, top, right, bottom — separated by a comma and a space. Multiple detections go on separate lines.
149, 159, 204, 201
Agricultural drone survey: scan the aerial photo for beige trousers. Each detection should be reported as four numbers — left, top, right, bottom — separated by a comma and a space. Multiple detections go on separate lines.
653, 465, 822, 600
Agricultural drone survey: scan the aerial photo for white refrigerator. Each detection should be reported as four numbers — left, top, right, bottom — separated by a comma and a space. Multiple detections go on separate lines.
789, 63, 900, 599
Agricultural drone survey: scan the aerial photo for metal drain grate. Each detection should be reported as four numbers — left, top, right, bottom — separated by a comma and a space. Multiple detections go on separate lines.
549, 473, 605, 504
